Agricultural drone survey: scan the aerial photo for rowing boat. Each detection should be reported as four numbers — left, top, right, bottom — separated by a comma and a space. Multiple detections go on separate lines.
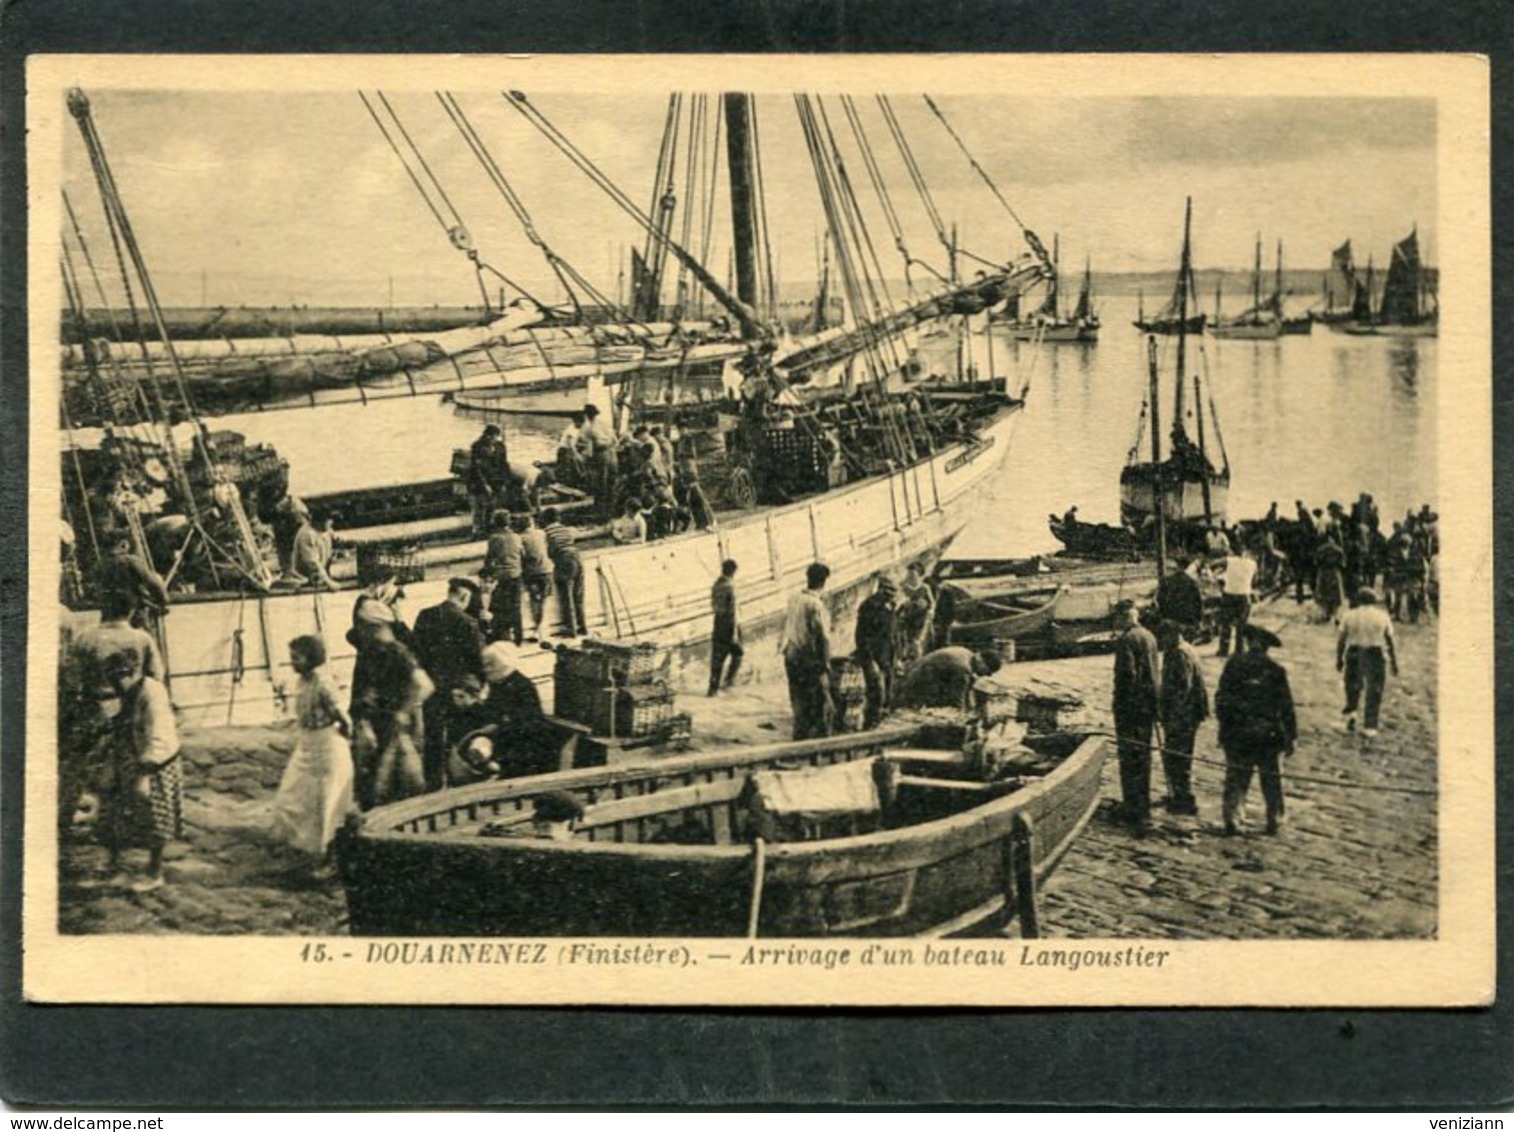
336, 719, 1108, 937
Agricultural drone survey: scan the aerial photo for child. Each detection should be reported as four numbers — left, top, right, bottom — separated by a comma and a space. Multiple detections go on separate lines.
101, 649, 183, 894
270, 635, 355, 876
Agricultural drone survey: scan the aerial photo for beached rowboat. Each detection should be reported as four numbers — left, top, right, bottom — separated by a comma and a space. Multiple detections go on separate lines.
337, 719, 1108, 937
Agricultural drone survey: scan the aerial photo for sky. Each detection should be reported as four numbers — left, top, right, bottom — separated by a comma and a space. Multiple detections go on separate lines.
55, 89, 1437, 310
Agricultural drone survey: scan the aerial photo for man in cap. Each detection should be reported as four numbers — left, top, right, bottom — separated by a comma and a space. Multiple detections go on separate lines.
1155, 552, 1205, 642
1157, 619, 1208, 816
452, 642, 559, 779
1215, 624, 1296, 836
781, 562, 834, 740
467, 424, 510, 536
1111, 599, 1160, 830
708, 559, 743, 696
410, 578, 487, 791
1336, 587, 1399, 737
531, 791, 584, 840
893, 645, 1001, 711
853, 573, 899, 727
580, 404, 620, 520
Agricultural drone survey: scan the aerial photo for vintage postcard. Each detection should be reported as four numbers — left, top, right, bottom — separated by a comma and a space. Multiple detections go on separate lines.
23, 53, 1491, 1007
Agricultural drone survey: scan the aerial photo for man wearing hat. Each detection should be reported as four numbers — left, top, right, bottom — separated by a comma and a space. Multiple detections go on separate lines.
1155, 553, 1204, 642
467, 425, 510, 536
451, 642, 559, 779
411, 578, 487, 791
1157, 618, 1208, 816
1111, 599, 1160, 829
1215, 624, 1297, 836
853, 573, 899, 728
1336, 587, 1399, 736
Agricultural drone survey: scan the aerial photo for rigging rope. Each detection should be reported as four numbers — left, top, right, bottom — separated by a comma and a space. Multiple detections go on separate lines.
502, 90, 765, 343
921, 93, 1052, 272
877, 95, 950, 261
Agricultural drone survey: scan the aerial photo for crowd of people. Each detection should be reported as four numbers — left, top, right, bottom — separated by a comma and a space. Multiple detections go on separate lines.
1113, 574, 1410, 838
717, 559, 1000, 741
546, 408, 715, 536
1217, 494, 1438, 624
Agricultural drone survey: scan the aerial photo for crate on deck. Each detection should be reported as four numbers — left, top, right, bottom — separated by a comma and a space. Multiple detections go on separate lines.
553, 639, 684, 743
758, 423, 844, 499
450, 448, 472, 479
355, 542, 425, 586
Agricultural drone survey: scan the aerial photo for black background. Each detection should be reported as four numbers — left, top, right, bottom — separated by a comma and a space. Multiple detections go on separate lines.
2, 0, 1510, 1109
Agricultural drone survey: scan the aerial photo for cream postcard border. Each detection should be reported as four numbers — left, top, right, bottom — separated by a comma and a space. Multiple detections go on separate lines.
21, 52, 1493, 1007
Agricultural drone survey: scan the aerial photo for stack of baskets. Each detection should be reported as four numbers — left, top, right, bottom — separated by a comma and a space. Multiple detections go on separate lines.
553, 638, 690, 743
830, 656, 867, 733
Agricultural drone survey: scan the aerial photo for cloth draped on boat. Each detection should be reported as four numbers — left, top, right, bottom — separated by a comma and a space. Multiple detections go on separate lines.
746, 756, 896, 842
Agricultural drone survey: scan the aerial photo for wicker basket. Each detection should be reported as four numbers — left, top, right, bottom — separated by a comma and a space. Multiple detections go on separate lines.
584, 638, 672, 686
356, 543, 425, 586
614, 682, 675, 738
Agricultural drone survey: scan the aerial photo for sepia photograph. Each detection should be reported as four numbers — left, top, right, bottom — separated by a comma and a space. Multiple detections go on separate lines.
22, 53, 1492, 1008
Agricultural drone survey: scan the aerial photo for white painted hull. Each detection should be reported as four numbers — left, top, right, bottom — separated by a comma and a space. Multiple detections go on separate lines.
66, 402, 1023, 727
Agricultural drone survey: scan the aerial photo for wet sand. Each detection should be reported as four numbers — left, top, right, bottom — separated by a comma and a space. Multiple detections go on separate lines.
58, 597, 1437, 940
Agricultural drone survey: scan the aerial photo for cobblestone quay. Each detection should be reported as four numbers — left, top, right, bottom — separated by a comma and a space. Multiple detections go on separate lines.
58, 601, 1437, 941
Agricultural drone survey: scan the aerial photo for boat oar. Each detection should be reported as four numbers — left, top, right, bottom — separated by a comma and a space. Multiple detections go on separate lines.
745, 836, 768, 938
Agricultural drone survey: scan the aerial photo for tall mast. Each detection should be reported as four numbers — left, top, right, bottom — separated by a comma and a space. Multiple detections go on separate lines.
1274, 237, 1284, 315
1194, 370, 1213, 526
1148, 336, 1167, 578
723, 93, 760, 324
1172, 197, 1192, 439
1252, 233, 1262, 322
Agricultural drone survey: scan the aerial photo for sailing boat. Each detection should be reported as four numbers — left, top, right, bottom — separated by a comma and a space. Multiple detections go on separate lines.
1132, 232, 1207, 336
996, 236, 1099, 343
1372, 227, 1439, 338
60, 88, 1045, 727
1312, 239, 1358, 327
1118, 198, 1230, 539
1209, 233, 1283, 339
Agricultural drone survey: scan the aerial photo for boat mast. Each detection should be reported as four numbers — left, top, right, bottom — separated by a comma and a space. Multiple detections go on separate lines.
1274, 237, 1284, 318
1147, 336, 1167, 578
1172, 197, 1192, 441
1194, 369, 1213, 526
1252, 233, 1262, 325
723, 93, 761, 323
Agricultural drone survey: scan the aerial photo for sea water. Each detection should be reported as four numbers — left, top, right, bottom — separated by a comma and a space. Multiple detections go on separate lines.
209, 292, 1436, 559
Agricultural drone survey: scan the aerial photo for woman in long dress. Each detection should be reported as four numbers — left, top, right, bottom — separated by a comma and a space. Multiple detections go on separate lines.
100, 649, 183, 894
271, 635, 355, 873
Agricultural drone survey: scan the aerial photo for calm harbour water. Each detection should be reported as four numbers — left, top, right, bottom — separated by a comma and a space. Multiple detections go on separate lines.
215, 293, 1436, 560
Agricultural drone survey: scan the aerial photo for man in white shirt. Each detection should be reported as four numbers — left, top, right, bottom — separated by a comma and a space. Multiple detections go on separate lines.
781, 562, 834, 740
1214, 545, 1258, 658
1336, 588, 1399, 736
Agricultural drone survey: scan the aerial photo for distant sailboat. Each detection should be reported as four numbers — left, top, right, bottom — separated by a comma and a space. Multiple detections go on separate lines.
1374, 227, 1439, 338
1272, 239, 1312, 335
1132, 230, 1206, 335
1209, 233, 1283, 340
997, 236, 1099, 343
1312, 239, 1358, 327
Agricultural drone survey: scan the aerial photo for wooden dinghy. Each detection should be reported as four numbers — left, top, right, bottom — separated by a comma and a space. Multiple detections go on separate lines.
944, 586, 1064, 646
336, 721, 1108, 938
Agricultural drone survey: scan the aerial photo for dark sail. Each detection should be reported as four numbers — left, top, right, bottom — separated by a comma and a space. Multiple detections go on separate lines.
1326, 239, 1355, 312
1379, 228, 1424, 325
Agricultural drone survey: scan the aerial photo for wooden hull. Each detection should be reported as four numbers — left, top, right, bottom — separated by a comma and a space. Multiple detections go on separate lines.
1131, 314, 1206, 335
336, 725, 1109, 937
64, 399, 1025, 726
1047, 516, 1143, 561
1002, 320, 1099, 344
1119, 466, 1229, 528
945, 587, 1063, 645
1208, 320, 1282, 340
